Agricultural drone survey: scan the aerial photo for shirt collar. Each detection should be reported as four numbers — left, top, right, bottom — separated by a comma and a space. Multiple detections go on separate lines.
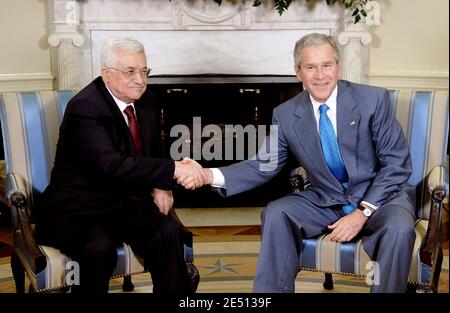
105, 84, 134, 113
310, 84, 338, 114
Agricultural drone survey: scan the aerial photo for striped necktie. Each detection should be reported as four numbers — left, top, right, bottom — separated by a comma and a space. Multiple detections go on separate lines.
124, 105, 142, 154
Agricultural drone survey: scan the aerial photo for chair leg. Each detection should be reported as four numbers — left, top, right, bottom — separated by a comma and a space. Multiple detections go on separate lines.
406, 283, 417, 293
10, 251, 25, 294
122, 275, 134, 292
323, 273, 334, 290
430, 247, 443, 293
28, 283, 35, 293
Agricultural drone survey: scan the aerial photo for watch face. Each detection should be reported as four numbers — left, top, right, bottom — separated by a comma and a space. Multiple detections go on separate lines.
363, 208, 372, 217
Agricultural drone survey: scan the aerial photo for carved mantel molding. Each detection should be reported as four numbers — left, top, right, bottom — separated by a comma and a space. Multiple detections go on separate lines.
47, 0, 370, 88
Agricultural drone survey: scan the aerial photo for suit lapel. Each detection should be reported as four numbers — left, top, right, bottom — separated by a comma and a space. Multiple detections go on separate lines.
134, 101, 154, 156
97, 78, 137, 154
292, 92, 341, 187
336, 81, 360, 188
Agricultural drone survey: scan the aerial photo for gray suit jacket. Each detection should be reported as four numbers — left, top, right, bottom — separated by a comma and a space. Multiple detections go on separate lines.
219, 80, 413, 209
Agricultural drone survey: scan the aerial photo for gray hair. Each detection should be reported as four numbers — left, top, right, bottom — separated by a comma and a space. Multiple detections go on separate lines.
101, 37, 145, 68
293, 33, 340, 66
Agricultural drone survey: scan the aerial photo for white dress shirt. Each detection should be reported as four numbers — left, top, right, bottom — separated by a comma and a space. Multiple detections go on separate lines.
311, 85, 338, 134
105, 85, 137, 126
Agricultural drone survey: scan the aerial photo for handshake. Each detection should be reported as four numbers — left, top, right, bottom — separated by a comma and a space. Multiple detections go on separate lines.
174, 158, 213, 190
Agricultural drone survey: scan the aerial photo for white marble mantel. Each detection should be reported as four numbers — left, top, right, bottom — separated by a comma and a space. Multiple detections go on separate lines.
47, 0, 371, 90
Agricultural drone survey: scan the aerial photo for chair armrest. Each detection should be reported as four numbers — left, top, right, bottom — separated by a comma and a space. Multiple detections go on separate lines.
420, 165, 448, 286
6, 173, 46, 275
427, 165, 449, 196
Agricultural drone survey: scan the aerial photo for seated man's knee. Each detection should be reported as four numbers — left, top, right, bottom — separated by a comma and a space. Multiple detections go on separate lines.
384, 218, 415, 241
158, 216, 182, 238
261, 200, 286, 224
82, 236, 117, 262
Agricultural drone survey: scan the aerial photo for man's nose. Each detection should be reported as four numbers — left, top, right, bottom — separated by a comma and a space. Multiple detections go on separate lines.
314, 68, 324, 79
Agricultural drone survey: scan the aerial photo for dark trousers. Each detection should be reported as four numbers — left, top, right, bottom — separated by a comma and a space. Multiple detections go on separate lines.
41, 201, 192, 294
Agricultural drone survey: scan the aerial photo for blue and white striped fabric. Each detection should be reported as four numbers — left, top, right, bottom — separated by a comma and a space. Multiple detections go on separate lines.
0, 91, 73, 202
300, 219, 429, 284
0, 91, 145, 291
389, 90, 449, 219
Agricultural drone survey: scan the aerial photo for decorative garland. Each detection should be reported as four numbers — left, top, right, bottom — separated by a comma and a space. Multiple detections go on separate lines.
182, 0, 373, 24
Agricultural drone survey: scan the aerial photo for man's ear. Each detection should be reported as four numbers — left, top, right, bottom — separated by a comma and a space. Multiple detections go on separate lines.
294, 65, 302, 82
101, 68, 110, 82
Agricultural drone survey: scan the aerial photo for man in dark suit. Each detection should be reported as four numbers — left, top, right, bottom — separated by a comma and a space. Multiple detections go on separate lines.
36, 37, 205, 294
179, 33, 416, 292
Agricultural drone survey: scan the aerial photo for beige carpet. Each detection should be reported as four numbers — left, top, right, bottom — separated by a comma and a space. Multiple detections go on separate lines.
108, 239, 371, 293
1, 237, 448, 293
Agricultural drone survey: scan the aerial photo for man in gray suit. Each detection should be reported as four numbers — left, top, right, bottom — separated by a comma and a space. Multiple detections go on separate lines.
179, 33, 416, 293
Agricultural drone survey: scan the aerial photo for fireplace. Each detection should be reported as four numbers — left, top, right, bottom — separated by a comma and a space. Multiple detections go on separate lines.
46, 0, 372, 206
148, 75, 302, 208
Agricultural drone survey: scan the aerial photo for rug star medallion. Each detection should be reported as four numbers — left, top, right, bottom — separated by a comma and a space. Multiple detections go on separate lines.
200, 258, 243, 276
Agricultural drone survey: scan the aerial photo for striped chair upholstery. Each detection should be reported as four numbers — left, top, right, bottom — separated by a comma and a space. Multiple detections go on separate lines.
297, 89, 449, 290
0, 91, 147, 291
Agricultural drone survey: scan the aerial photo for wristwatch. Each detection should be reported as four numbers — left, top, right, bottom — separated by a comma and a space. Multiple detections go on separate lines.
359, 206, 374, 218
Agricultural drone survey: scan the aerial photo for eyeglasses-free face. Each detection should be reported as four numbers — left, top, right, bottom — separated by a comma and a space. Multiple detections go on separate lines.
295, 43, 340, 104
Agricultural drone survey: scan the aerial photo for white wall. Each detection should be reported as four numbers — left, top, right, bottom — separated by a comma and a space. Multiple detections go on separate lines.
0, 0, 448, 91
368, 0, 449, 89
0, 0, 53, 91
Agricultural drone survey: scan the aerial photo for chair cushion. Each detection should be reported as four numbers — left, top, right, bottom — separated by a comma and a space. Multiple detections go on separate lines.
300, 219, 431, 285
37, 243, 145, 291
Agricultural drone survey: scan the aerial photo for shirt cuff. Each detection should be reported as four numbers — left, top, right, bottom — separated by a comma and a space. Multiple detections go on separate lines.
210, 168, 226, 188
360, 201, 378, 211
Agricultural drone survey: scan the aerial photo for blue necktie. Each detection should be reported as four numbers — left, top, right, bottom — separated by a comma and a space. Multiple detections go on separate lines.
319, 104, 356, 214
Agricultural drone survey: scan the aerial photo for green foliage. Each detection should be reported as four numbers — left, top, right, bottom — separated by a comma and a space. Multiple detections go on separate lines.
206, 0, 372, 24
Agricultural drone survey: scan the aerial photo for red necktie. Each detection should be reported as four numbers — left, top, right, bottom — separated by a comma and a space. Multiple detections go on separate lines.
123, 105, 142, 154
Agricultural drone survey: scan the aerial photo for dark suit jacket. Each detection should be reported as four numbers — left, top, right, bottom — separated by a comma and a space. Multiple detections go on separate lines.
37, 77, 175, 243
219, 80, 414, 210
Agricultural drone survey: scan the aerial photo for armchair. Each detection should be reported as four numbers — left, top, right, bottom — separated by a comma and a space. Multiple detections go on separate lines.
0, 91, 199, 293
290, 89, 448, 292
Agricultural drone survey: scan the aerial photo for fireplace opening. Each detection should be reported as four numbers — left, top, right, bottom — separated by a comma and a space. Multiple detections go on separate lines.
148, 75, 303, 208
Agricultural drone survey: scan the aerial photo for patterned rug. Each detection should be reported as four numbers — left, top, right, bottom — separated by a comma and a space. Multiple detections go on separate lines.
1, 239, 448, 293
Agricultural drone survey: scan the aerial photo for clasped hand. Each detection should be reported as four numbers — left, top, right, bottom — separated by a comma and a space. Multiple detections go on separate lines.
174, 158, 212, 190
151, 188, 173, 215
